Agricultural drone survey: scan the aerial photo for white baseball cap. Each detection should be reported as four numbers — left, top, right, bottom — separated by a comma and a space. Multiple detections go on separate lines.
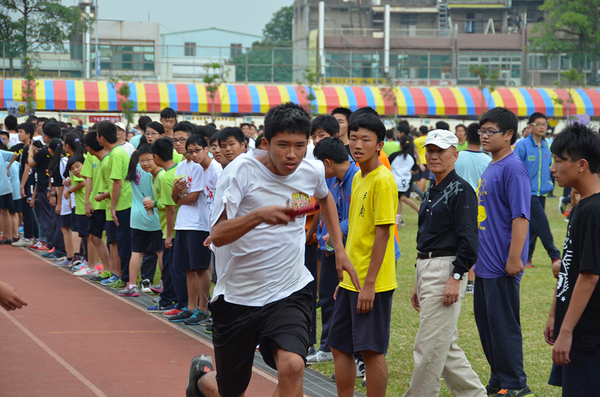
424, 129, 458, 149
115, 122, 126, 131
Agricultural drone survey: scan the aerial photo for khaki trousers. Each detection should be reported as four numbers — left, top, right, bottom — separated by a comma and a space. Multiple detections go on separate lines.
404, 257, 486, 397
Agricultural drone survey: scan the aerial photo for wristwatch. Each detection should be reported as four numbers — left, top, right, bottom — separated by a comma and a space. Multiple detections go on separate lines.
452, 272, 463, 280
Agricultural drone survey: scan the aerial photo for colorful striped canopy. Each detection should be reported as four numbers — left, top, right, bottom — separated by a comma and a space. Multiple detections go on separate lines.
2, 79, 600, 118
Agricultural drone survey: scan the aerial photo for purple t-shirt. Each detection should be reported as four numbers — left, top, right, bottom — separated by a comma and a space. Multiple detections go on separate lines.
473, 152, 531, 281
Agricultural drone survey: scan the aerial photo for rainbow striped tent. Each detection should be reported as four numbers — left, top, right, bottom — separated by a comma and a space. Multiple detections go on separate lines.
2, 79, 599, 118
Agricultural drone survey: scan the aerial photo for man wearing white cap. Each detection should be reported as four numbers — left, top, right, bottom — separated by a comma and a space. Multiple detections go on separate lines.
404, 129, 486, 397
115, 122, 135, 157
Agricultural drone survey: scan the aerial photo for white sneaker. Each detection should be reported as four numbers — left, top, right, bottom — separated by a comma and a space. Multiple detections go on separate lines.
74, 266, 99, 277
306, 350, 334, 364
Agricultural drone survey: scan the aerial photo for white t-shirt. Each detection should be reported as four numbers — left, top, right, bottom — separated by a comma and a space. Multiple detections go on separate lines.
174, 160, 206, 231
59, 158, 72, 215
306, 141, 315, 161
8, 133, 19, 148
210, 150, 329, 306
391, 153, 415, 193
120, 141, 135, 157
203, 159, 222, 217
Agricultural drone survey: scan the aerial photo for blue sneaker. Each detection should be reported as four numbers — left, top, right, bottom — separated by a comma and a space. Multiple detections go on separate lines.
184, 309, 209, 325
100, 275, 119, 285
18, 225, 24, 235
71, 262, 87, 271
146, 303, 176, 312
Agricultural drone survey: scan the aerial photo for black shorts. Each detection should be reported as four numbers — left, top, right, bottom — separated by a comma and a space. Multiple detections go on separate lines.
398, 186, 412, 199
210, 286, 312, 397
88, 209, 106, 238
0, 193, 13, 210
70, 212, 78, 232
173, 230, 211, 271
131, 228, 163, 253
61, 214, 72, 228
327, 287, 394, 355
105, 220, 117, 243
76, 214, 90, 237
417, 164, 430, 180
10, 198, 22, 214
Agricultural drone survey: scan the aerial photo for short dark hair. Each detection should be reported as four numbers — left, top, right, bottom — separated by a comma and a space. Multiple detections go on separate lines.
219, 127, 246, 144
146, 121, 165, 135
311, 115, 339, 137
397, 121, 410, 135
331, 107, 352, 122
17, 122, 35, 138
528, 112, 547, 124
348, 113, 386, 143
43, 122, 62, 139
313, 137, 349, 164
455, 124, 467, 132
173, 121, 196, 136
4, 115, 17, 131
160, 107, 177, 119
209, 133, 219, 145
67, 155, 85, 171
350, 106, 379, 120
240, 123, 250, 129
151, 137, 174, 162
466, 122, 481, 145
419, 126, 429, 135
0, 131, 9, 140
185, 134, 208, 149
436, 121, 450, 130
480, 107, 519, 145
96, 121, 118, 144
264, 102, 311, 143
551, 123, 600, 173
138, 116, 152, 132
385, 129, 394, 139
84, 131, 104, 152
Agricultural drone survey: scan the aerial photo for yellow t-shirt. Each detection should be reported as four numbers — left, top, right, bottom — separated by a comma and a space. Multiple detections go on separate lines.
341, 165, 398, 293
413, 135, 427, 165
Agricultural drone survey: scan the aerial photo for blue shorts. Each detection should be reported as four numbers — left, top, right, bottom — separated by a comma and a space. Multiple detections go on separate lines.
130, 228, 163, 253
105, 220, 117, 243
327, 287, 394, 355
173, 230, 211, 271
88, 209, 106, 238
10, 198, 22, 214
70, 212, 78, 232
76, 214, 90, 237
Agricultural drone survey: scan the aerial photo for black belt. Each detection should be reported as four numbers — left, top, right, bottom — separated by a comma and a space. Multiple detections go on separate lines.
417, 251, 455, 259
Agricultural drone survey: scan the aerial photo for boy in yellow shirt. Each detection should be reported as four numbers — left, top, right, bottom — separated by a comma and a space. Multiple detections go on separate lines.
329, 110, 398, 397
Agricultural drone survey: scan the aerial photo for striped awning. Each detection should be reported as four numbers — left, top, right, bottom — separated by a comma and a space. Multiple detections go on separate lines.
2, 79, 600, 118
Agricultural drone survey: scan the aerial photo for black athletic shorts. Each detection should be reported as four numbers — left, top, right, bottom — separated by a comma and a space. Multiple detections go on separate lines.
105, 220, 117, 243
209, 286, 312, 397
61, 214, 72, 228
0, 193, 13, 210
130, 228, 163, 253
327, 287, 394, 355
77, 214, 90, 237
173, 230, 211, 271
70, 212, 78, 232
88, 209, 106, 238
10, 198, 22, 214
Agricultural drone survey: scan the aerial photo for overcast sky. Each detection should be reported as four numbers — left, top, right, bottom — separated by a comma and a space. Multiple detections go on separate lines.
70, 0, 293, 37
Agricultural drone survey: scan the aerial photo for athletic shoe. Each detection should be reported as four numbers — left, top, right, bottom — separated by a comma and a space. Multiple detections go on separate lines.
108, 279, 126, 289
74, 266, 99, 277
41, 247, 56, 257
525, 261, 534, 269
198, 315, 212, 326
169, 307, 193, 322
18, 225, 24, 235
140, 279, 152, 293
492, 386, 534, 397
486, 384, 501, 395
163, 308, 182, 318
361, 372, 366, 387
118, 283, 140, 297
149, 281, 163, 293
184, 309, 209, 325
92, 271, 112, 283
146, 303, 176, 312
203, 319, 213, 334
69, 254, 82, 268
53, 259, 72, 267
186, 354, 213, 397
331, 359, 365, 381
71, 262, 87, 271
12, 238, 32, 247
29, 241, 44, 251
306, 350, 334, 364
465, 284, 474, 294
153, 296, 161, 303
558, 196, 566, 214
47, 254, 67, 262
100, 275, 119, 285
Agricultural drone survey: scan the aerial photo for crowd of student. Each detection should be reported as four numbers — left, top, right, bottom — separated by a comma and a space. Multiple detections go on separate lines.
1, 101, 598, 397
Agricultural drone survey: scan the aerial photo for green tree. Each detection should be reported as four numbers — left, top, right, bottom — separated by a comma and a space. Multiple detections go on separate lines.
0, 0, 93, 74
469, 65, 500, 115
109, 74, 135, 129
296, 68, 319, 116
230, 5, 293, 83
529, 0, 600, 84
553, 68, 586, 120
203, 62, 227, 121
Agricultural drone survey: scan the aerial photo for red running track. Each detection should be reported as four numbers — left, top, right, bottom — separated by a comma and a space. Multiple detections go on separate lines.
0, 246, 281, 397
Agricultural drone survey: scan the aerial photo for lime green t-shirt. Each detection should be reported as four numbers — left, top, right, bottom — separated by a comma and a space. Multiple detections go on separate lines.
71, 173, 86, 215
173, 149, 184, 163
99, 152, 112, 219
152, 168, 178, 239
108, 145, 133, 212
457, 141, 468, 151
80, 152, 105, 211
341, 166, 398, 293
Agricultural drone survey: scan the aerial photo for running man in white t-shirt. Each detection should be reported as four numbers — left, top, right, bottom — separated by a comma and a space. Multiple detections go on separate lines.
186, 103, 360, 397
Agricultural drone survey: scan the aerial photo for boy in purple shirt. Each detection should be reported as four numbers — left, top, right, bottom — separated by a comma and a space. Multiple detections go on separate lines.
473, 107, 533, 397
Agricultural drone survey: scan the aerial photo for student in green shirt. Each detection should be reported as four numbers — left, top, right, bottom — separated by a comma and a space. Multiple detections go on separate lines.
144, 137, 182, 312
97, 121, 133, 288
64, 155, 92, 269
81, 131, 112, 280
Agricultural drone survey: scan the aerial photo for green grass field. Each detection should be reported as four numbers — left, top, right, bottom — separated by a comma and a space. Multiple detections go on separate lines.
309, 190, 568, 396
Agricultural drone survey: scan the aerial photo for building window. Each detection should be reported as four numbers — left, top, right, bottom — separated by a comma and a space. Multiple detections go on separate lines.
230, 43, 242, 59
92, 44, 155, 71
184, 42, 196, 57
